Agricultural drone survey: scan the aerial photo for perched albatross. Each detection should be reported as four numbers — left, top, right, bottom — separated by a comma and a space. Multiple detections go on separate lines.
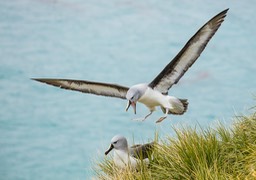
105, 135, 154, 169
32, 9, 228, 123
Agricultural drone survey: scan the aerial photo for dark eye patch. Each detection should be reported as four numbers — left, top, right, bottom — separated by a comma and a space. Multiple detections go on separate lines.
113, 141, 117, 144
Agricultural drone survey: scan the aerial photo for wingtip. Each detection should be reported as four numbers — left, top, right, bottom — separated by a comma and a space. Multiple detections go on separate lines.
219, 8, 229, 17
31, 78, 54, 85
31, 78, 44, 83
31, 78, 39, 82
215, 8, 229, 19
223, 8, 229, 12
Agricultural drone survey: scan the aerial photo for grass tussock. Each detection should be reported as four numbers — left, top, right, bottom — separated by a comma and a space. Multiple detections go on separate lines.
94, 109, 256, 180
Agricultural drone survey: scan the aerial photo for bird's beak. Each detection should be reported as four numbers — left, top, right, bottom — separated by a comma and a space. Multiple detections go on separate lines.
125, 101, 136, 114
105, 144, 114, 155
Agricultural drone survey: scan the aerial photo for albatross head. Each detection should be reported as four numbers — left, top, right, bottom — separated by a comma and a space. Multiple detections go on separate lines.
105, 135, 128, 155
125, 84, 147, 114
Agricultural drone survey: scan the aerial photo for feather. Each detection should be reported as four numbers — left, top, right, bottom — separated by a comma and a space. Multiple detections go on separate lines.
32, 78, 129, 99
149, 9, 229, 94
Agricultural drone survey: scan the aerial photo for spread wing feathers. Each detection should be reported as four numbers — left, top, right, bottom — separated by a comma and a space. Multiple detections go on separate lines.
149, 9, 229, 94
32, 78, 129, 99
130, 142, 155, 160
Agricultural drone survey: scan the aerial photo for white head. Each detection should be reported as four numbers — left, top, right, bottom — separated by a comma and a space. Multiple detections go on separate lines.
105, 135, 128, 155
125, 84, 147, 114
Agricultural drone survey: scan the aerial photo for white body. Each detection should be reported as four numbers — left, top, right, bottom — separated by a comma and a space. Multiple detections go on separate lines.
136, 84, 185, 114
113, 149, 149, 169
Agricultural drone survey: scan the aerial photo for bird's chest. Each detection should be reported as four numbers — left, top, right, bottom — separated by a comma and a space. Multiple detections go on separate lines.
114, 150, 137, 168
138, 88, 166, 108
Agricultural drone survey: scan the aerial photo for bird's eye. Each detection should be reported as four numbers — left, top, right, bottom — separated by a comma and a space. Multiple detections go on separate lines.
113, 141, 117, 144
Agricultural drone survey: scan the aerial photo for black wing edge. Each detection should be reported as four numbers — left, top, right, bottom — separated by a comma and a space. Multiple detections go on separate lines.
148, 8, 229, 92
31, 78, 129, 99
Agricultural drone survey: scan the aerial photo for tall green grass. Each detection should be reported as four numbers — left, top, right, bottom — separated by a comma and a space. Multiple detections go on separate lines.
94, 109, 256, 179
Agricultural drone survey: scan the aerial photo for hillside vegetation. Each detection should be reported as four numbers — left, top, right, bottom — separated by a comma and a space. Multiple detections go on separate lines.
94, 108, 256, 179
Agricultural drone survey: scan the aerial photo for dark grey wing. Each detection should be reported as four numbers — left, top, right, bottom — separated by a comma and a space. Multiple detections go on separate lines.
149, 9, 229, 94
32, 78, 129, 99
130, 142, 154, 160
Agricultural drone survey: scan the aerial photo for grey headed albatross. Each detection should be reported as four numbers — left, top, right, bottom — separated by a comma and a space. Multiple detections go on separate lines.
105, 135, 154, 169
32, 9, 229, 123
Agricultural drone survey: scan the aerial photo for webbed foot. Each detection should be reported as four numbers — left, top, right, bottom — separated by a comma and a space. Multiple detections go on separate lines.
156, 116, 167, 123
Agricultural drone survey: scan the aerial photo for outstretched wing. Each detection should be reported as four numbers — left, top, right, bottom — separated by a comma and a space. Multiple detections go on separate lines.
130, 142, 155, 160
32, 78, 129, 99
149, 9, 229, 94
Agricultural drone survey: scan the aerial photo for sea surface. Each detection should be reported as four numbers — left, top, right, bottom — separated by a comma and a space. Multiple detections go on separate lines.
0, 0, 255, 179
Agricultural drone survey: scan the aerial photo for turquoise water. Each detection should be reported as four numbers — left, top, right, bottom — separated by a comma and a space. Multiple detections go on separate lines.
0, 0, 255, 179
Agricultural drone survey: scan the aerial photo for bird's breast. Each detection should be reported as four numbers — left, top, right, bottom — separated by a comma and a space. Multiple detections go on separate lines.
138, 88, 165, 108
114, 150, 137, 168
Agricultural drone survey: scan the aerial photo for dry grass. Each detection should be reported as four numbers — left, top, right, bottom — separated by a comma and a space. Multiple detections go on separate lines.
94, 108, 256, 180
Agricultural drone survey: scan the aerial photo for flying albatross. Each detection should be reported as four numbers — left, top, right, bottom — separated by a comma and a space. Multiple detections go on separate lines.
32, 9, 229, 123
105, 135, 154, 169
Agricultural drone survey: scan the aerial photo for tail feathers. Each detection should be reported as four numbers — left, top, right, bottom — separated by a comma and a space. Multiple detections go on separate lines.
161, 98, 188, 115
177, 99, 188, 115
